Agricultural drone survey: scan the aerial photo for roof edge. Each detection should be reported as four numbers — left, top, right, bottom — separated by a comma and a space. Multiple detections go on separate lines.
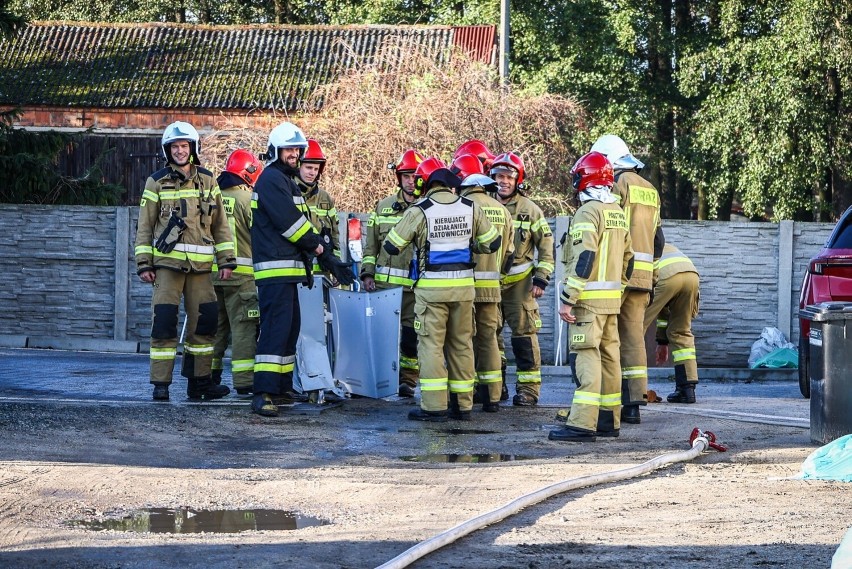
28, 20, 481, 32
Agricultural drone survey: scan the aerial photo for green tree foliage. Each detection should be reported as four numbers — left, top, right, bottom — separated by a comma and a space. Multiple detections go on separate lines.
678, 1, 852, 220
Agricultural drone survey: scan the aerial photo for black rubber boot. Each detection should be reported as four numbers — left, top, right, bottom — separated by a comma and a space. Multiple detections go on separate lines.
512, 392, 538, 407
448, 393, 471, 421
187, 376, 230, 401
251, 393, 279, 417
500, 363, 509, 401
472, 384, 488, 404
621, 405, 641, 424
595, 409, 620, 438
152, 383, 169, 401
482, 401, 500, 413
408, 408, 448, 422
667, 384, 697, 404
548, 425, 597, 442
398, 383, 416, 398
211, 369, 223, 386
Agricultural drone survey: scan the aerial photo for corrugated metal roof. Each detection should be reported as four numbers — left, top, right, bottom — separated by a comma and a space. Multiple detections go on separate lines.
451, 25, 495, 65
0, 22, 494, 111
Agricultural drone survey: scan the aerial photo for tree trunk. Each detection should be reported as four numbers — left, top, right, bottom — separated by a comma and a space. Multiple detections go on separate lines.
651, 0, 677, 218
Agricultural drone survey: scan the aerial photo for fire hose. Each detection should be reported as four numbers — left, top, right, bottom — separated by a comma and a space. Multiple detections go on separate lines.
375, 428, 727, 569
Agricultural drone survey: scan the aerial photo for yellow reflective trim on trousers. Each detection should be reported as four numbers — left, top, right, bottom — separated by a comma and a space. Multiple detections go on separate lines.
672, 348, 696, 362
135, 245, 153, 255
232, 359, 256, 372
419, 377, 448, 392
212, 358, 223, 370
517, 371, 541, 383
255, 268, 308, 280
400, 355, 419, 369
622, 367, 648, 379
657, 320, 668, 328
449, 379, 475, 392
416, 278, 475, 287
601, 393, 621, 407
150, 348, 176, 360
184, 343, 214, 355
474, 280, 501, 288
477, 371, 502, 383
572, 390, 601, 406
254, 362, 295, 374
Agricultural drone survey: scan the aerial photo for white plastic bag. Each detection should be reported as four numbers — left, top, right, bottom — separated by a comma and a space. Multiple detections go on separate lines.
748, 326, 795, 368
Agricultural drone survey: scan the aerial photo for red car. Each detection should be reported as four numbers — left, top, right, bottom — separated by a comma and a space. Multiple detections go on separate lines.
798, 205, 852, 397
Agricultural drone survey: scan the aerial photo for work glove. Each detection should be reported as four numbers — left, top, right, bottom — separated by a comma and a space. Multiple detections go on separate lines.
154, 211, 187, 253
317, 249, 356, 286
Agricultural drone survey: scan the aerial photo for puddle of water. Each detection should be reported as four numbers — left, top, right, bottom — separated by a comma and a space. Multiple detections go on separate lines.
69, 508, 328, 533
399, 453, 533, 463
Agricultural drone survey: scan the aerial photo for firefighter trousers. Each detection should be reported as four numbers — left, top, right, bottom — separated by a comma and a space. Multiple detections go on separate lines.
413, 295, 475, 413
253, 281, 300, 396
473, 301, 503, 404
212, 279, 259, 391
619, 289, 651, 406
149, 268, 218, 384
566, 308, 622, 432
644, 272, 700, 385
499, 276, 542, 399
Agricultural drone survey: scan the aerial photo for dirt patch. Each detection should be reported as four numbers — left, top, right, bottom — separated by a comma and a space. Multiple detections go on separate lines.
0, 390, 847, 569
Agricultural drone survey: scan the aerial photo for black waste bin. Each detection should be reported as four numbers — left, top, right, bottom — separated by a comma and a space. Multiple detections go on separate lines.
799, 302, 852, 444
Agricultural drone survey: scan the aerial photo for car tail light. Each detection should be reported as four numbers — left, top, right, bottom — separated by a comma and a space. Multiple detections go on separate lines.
810, 256, 852, 275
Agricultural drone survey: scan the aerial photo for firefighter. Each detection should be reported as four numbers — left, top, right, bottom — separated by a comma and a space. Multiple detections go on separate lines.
383, 158, 501, 421
491, 152, 555, 406
211, 149, 263, 396
360, 149, 424, 397
590, 135, 664, 424
451, 155, 515, 412
453, 139, 496, 170
135, 121, 236, 402
250, 122, 355, 417
644, 243, 700, 403
549, 151, 633, 442
293, 139, 340, 273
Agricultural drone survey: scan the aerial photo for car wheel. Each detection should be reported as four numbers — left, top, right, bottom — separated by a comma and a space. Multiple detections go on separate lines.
798, 333, 810, 399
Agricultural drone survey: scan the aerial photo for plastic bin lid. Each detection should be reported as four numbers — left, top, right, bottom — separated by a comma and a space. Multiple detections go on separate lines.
799, 301, 852, 322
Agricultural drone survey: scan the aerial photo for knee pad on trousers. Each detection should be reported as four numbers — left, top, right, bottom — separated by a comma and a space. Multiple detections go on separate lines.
195, 301, 218, 336
152, 304, 179, 339
568, 352, 579, 388
401, 326, 418, 358
511, 336, 535, 370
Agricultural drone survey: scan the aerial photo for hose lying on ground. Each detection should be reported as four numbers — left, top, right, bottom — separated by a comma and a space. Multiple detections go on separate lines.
376, 430, 722, 569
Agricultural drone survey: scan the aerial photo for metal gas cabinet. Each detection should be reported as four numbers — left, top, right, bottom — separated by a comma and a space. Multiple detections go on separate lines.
799, 302, 852, 444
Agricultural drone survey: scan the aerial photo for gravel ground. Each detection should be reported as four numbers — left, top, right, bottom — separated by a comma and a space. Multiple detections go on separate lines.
0, 348, 848, 569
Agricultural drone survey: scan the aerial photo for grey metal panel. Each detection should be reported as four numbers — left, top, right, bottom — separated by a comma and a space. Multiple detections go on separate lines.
295, 277, 337, 394
329, 287, 401, 398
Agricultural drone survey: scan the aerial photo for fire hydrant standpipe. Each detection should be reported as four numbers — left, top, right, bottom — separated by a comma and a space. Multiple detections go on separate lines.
376, 429, 724, 569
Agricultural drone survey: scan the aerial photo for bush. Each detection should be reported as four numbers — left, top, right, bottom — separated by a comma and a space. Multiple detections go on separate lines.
200, 42, 588, 216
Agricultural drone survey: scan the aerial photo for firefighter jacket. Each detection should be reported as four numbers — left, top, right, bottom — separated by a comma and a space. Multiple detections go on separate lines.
135, 163, 236, 275
383, 185, 501, 303
460, 185, 515, 303
294, 176, 340, 255
500, 194, 555, 288
653, 243, 699, 343
212, 171, 254, 284
611, 170, 663, 291
361, 190, 417, 288
561, 199, 634, 315
251, 161, 323, 285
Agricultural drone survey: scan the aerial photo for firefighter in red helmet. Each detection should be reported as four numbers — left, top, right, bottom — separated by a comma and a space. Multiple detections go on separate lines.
490, 151, 555, 407
293, 139, 340, 273
453, 139, 496, 170
211, 149, 263, 395
361, 148, 424, 397
550, 151, 634, 442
